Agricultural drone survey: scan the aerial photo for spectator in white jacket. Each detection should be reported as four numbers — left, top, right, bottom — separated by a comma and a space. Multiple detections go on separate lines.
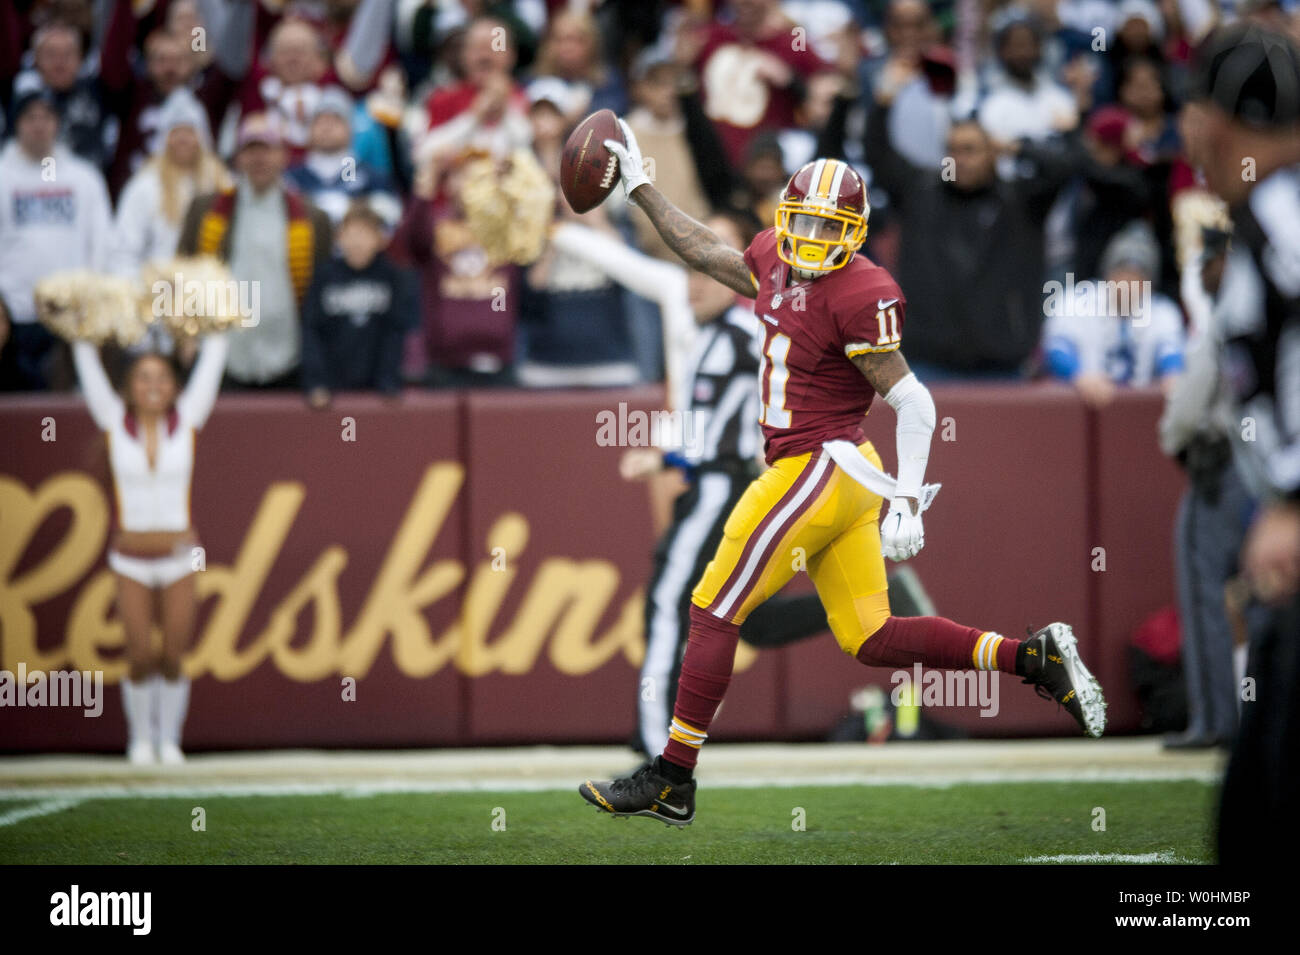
1043, 221, 1185, 407
0, 88, 112, 389
110, 89, 232, 280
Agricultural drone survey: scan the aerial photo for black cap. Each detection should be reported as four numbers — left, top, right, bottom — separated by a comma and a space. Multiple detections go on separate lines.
1194, 22, 1300, 128
11, 85, 59, 124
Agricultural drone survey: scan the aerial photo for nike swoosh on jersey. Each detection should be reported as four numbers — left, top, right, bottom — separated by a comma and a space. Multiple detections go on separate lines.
878, 298, 899, 310
761, 314, 779, 326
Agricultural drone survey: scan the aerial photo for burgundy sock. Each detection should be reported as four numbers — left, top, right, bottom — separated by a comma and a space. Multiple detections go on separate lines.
855, 615, 1020, 672
662, 604, 740, 771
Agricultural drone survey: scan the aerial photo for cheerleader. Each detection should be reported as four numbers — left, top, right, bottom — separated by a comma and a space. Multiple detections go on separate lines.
72, 333, 228, 764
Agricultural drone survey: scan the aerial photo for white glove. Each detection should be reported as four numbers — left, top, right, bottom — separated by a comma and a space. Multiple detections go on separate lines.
603, 118, 652, 201
881, 496, 925, 562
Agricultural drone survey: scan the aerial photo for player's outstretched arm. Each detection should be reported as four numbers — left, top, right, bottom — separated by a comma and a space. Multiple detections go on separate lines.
603, 121, 755, 298
631, 186, 756, 296
852, 348, 937, 560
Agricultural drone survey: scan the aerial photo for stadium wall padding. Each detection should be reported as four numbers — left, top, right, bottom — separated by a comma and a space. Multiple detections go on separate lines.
0, 384, 1184, 751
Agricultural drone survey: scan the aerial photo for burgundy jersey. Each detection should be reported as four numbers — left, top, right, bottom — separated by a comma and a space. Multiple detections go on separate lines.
743, 228, 907, 464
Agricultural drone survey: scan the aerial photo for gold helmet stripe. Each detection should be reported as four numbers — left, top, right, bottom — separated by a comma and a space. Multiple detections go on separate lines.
828, 160, 848, 202
814, 158, 837, 198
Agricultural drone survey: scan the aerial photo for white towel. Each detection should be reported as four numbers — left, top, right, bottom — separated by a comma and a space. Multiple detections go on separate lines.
822, 440, 941, 513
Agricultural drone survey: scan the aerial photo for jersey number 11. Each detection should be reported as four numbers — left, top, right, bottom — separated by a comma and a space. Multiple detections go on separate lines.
759, 332, 791, 429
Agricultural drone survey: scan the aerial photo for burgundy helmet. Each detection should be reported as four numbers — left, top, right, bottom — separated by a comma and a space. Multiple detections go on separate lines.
775, 158, 869, 273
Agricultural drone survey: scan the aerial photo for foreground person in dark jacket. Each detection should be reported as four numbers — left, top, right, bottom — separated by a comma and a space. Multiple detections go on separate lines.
1191, 22, 1300, 866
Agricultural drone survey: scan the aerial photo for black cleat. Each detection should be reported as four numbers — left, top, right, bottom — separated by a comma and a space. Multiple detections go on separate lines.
1021, 622, 1107, 738
579, 760, 696, 826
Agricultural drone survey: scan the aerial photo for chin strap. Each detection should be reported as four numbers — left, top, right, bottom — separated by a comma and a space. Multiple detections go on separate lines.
791, 256, 847, 281
789, 250, 850, 280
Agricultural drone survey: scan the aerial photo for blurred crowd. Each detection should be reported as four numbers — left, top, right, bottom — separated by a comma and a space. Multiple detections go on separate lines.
0, 0, 1293, 401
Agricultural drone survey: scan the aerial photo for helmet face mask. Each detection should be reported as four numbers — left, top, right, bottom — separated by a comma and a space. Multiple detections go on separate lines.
774, 159, 869, 276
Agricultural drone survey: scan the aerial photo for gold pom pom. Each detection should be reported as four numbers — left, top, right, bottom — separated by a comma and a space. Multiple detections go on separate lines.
35, 271, 148, 346
141, 256, 249, 337
461, 150, 556, 266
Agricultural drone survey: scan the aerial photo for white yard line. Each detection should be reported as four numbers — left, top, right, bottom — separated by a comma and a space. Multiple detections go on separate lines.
0, 740, 1224, 800
0, 767, 1220, 803
1022, 851, 1198, 864
0, 798, 83, 828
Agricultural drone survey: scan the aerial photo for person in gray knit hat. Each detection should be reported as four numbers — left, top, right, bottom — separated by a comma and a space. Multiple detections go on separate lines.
285, 86, 401, 229
1099, 218, 1161, 278
1042, 220, 1186, 407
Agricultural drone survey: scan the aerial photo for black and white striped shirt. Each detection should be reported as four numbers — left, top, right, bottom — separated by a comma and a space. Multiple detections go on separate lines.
1220, 165, 1300, 500
678, 305, 763, 469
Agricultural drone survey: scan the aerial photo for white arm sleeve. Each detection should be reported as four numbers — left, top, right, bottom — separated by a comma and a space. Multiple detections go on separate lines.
883, 372, 936, 501
176, 334, 229, 430
549, 223, 695, 410
72, 340, 124, 431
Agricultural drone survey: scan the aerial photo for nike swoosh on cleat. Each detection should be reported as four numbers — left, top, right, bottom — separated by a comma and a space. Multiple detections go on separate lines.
656, 800, 691, 817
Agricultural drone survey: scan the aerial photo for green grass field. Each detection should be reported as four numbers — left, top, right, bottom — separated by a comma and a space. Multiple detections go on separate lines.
0, 780, 1217, 864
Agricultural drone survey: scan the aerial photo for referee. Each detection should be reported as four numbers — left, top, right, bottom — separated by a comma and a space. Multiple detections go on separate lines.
1191, 23, 1300, 863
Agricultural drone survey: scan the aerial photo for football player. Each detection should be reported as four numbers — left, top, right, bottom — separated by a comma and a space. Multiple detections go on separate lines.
579, 123, 1107, 826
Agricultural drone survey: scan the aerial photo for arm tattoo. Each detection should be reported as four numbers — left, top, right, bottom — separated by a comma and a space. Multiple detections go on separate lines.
633, 185, 756, 297
851, 348, 911, 397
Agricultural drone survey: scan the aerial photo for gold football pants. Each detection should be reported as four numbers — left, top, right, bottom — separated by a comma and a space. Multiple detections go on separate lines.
691, 443, 891, 656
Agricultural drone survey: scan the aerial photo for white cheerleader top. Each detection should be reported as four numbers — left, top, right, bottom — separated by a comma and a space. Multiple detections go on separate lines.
73, 337, 228, 532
